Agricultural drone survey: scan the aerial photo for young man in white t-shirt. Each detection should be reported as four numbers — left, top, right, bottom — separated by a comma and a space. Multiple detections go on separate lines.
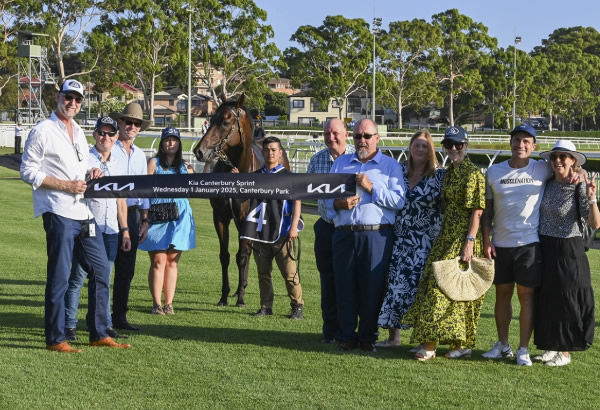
481, 124, 552, 366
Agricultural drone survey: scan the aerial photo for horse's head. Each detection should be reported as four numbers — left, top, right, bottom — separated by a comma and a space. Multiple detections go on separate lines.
193, 95, 252, 167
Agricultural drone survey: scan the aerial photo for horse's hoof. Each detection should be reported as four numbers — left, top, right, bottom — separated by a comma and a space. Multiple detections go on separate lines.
235, 303, 246, 308
217, 300, 228, 307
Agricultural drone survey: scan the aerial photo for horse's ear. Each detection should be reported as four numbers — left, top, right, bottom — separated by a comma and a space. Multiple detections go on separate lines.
236, 94, 245, 108
220, 92, 227, 103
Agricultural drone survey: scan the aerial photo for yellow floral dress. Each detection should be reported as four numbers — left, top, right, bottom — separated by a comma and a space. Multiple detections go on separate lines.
403, 157, 486, 348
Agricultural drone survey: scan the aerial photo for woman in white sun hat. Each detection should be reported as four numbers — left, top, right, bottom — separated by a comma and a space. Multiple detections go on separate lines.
534, 140, 600, 366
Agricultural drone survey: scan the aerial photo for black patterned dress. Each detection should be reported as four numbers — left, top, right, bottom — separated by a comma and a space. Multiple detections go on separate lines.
403, 158, 486, 349
378, 163, 445, 329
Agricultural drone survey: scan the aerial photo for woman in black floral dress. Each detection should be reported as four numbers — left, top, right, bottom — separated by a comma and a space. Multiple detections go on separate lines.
376, 131, 445, 347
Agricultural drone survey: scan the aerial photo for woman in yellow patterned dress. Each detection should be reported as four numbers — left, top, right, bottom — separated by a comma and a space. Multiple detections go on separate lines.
403, 126, 486, 361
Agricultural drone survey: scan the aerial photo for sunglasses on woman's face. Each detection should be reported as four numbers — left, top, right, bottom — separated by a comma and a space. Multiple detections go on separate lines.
442, 141, 464, 150
550, 152, 572, 162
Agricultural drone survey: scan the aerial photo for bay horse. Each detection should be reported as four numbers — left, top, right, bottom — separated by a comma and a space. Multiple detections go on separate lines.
193, 95, 289, 307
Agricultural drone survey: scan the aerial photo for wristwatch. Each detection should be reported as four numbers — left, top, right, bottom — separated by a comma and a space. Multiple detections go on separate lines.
120, 227, 130, 233
466, 234, 475, 241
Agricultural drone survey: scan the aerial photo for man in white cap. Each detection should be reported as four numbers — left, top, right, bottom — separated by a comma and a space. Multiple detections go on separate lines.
110, 103, 152, 331
20, 79, 130, 352
481, 124, 551, 366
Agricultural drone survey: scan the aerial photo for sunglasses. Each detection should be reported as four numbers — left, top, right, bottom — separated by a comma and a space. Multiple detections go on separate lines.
443, 141, 465, 150
97, 130, 117, 137
64, 94, 83, 104
125, 120, 142, 127
73, 143, 83, 162
549, 152, 572, 161
353, 133, 376, 140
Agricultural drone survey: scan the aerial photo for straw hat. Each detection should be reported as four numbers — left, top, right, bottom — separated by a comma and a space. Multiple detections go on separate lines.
110, 102, 151, 131
540, 139, 586, 166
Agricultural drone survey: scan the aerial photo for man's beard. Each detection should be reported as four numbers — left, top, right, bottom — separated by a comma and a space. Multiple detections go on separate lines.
357, 146, 369, 160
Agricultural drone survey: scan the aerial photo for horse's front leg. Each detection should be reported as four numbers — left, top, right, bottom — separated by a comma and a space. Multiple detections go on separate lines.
234, 238, 252, 307
212, 205, 231, 306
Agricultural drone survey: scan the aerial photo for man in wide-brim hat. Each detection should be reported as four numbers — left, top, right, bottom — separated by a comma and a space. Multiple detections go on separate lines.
110, 102, 151, 132
109, 102, 151, 332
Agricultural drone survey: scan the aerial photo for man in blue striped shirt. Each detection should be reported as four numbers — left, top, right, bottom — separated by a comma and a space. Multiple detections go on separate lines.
326, 118, 406, 352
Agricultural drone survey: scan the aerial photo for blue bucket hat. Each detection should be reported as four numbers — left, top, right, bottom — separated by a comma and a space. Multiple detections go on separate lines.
442, 126, 468, 144
161, 126, 180, 140
94, 116, 118, 132
510, 124, 536, 141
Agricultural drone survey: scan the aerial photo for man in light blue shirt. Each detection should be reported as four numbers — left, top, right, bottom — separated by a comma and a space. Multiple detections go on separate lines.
110, 103, 151, 331
326, 118, 405, 352
64, 117, 131, 341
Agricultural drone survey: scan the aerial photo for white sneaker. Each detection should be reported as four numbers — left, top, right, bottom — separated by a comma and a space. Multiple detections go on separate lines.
545, 352, 571, 367
482, 341, 514, 359
516, 347, 532, 366
532, 350, 558, 363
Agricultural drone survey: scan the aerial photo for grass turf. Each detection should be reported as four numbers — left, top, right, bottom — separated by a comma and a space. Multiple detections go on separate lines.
0, 165, 599, 409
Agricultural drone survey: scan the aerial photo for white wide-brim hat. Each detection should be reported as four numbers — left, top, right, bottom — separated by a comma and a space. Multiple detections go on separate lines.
540, 139, 586, 166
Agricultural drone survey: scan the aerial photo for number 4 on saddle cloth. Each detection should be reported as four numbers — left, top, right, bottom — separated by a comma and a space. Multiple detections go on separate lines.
240, 167, 304, 244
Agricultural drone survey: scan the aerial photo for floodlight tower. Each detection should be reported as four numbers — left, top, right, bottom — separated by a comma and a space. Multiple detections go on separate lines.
512, 36, 522, 129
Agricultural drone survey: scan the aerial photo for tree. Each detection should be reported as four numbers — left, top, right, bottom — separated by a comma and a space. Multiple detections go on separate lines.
379, 18, 442, 128
190, 0, 281, 105
284, 15, 372, 119
262, 88, 287, 116
431, 9, 497, 126
85, 0, 187, 122
31, 0, 109, 84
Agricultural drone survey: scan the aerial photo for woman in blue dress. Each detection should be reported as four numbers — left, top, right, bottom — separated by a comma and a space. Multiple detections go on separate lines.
377, 130, 445, 347
139, 127, 196, 315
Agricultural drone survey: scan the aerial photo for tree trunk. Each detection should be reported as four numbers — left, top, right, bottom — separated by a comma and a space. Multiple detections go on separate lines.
448, 69, 454, 126
397, 92, 403, 129
548, 108, 553, 131
150, 75, 156, 123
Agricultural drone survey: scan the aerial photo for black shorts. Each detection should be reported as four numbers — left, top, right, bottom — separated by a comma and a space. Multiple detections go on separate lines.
493, 242, 542, 288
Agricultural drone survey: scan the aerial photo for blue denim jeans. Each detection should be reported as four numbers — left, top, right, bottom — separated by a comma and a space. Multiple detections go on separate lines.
65, 233, 118, 329
42, 213, 110, 345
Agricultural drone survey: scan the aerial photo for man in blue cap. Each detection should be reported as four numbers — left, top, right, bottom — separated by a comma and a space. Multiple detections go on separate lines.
64, 116, 132, 341
481, 124, 550, 366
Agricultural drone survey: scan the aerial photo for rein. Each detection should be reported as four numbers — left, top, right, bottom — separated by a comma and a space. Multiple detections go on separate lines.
213, 107, 244, 168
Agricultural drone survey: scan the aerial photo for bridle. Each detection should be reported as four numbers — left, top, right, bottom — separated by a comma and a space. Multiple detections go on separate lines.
212, 106, 244, 168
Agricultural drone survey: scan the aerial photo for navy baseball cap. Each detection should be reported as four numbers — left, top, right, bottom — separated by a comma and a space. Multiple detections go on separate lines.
510, 124, 536, 141
60, 79, 84, 98
442, 126, 468, 143
161, 126, 180, 140
94, 116, 118, 132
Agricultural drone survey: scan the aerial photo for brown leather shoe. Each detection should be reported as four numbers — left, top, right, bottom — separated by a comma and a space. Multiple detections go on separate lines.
46, 341, 82, 353
338, 341, 358, 352
89, 336, 131, 349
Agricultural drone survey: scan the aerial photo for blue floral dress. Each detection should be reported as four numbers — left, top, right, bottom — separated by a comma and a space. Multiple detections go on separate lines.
139, 158, 196, 251
378, 163, 445, 329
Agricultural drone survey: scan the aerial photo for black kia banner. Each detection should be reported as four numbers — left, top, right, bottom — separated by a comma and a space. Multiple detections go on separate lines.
84, 173, 357, 200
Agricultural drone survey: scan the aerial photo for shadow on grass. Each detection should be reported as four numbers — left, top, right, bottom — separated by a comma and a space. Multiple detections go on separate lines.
0, 278, 46, 286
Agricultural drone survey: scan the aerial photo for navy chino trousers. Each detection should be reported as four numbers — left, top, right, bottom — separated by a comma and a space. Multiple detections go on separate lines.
332, 228, 393, 344
314, 218, 338, 340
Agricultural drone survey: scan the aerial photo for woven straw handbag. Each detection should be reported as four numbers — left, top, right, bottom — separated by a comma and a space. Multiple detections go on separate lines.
432, 257, 494, 301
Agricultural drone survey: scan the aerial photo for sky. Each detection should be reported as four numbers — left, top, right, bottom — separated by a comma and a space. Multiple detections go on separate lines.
254, 0, 600, 53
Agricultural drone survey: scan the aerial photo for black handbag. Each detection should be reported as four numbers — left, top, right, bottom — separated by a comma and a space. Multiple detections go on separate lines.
148, 201, 179, 224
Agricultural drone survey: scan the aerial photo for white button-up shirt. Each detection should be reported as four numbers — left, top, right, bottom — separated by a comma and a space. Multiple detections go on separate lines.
20, 112, 92, 220
87, 146, 126, 234
111, 139, 149, 209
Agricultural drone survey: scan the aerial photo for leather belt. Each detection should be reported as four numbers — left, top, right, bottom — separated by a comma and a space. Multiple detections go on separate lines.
336, 224, 393, 232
